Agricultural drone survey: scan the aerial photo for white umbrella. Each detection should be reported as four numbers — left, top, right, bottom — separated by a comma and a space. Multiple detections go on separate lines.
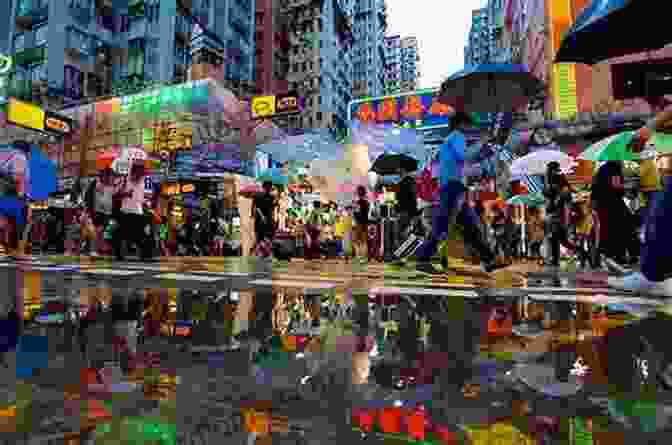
510, 149, 574, 177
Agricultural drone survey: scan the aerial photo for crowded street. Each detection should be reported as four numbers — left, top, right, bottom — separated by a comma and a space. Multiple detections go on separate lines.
3, 0, 672, 443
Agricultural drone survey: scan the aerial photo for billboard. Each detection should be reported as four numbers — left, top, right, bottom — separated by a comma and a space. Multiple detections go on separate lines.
6, 99, 74, 136
348, 89, 453, 130
250, 92, 301, 120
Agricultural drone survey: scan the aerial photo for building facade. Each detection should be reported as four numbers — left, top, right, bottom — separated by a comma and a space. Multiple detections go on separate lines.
3, 0, 255, 110
351, 0, 387, 98
383, 34, 400, 94
281, 0, 353, 138
464, 8, 490, 66
254, 0, 290, 95
400, 36, 419, 92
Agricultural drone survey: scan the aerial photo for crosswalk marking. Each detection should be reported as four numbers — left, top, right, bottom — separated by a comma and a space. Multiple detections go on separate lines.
529, 293, 668, 306
370, 286, 480, 299
153, 273, 225, 282
249, 279, 337, 289
81, 269, 144, 276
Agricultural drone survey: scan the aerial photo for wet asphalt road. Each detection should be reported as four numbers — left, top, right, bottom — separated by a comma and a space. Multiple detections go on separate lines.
1, 256, 671, 441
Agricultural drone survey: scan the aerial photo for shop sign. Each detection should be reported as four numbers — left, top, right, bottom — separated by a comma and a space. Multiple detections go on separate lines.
7, 98, 45, 132
349, 89, 453, 130
275, 92, 301, 115
250, 95, 276, 119
43, 111, 73, 135
162, 183, 195, 195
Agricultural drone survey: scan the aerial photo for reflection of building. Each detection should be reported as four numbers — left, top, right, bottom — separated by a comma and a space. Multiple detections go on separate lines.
400, 36, 419, 93
383, 35, 401, 94
352, 0, 388, 98
281, 0, 353, 137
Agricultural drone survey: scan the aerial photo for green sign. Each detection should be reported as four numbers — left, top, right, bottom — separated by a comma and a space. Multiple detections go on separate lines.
120, 79, 209, 113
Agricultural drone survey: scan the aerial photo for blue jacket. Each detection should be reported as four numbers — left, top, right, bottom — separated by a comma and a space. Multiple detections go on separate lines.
439, 130, 497, 187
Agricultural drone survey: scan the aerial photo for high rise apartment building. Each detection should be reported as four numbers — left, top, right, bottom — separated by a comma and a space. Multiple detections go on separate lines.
383, 34, 400, 94
2, 0, 255, 109
351, 0, 387, 98
464, 8, 490, 66
254, 0, 290, 95
281, 0, 353, 138
400, 36, 419, 92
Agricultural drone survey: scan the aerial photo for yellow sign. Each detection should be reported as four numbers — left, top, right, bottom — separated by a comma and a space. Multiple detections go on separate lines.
251, 95, 276, 119
7, 98, 45, 131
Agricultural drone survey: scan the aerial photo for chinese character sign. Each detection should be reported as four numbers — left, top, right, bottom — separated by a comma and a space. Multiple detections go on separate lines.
349, 90, 453, 130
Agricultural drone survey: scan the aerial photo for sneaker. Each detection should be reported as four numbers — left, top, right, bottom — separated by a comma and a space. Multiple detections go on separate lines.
416, 262, 441, 275
607, 272, 672, 298
89, 251, 99, 258
480, 260, 506, 274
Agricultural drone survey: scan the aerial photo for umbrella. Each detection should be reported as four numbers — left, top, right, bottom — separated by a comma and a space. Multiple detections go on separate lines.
439, 64, 543, 113
510, 149, 574, 176
579, 131, 638, 162
506, 193, 545, 207
555, 0, 671, 65
256, 167, 288, 186
370, 153, 418, 176
650, 132, 672, 154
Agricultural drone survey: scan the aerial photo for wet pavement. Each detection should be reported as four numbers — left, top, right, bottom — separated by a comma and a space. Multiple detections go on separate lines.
1, 255, 672, 443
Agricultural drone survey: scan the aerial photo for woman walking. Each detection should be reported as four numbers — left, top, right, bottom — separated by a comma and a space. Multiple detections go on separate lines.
543, 162, 584, 267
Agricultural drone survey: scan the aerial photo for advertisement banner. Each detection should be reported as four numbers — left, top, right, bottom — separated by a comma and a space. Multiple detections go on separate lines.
173, 145, 242, 177
7, 98, 45, 132
349, 89, 453, 130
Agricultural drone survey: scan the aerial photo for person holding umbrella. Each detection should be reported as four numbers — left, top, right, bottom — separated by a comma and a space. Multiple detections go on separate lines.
414, 111, 500, 275
607, 112, 672, 296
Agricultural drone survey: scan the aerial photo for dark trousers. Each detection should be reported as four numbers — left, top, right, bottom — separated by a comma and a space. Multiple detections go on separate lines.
416, 180, 494, 263
641, 177, 672, 281
545, 219, 577, 266
113, 212, 148, 260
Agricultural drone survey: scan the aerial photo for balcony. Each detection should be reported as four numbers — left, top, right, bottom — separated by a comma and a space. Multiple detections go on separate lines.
175, 16, 192, 44
15, 0, 49, 28
14, 46, 46, 66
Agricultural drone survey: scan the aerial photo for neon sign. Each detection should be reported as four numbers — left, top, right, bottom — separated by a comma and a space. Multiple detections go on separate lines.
349, 89, 454, 130
0, 55, 12, 75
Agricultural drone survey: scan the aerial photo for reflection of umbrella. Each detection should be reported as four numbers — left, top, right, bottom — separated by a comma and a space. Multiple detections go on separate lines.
510, 150, 574, 176
371, 153, 418, 176
439, 64, 542, 113
555, 0, 671, 65
579, 132, 638, 162
506, 193, 545, 208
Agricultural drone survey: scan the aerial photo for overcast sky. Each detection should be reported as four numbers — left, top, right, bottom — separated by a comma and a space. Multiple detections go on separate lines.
386, 0, 488, 89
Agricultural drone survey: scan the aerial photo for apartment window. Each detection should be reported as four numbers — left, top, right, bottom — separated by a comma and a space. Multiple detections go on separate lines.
34, 24, 48, 46
30, 63, 47, 82
256, 13, 264, 26
292, 63, 298, 72
316, 111, 322, 122
13, 34, 25, 52
302, 62, 307, 71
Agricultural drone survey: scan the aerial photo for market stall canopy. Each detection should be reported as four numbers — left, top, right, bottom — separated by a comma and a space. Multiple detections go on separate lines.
256, 129, 343, 163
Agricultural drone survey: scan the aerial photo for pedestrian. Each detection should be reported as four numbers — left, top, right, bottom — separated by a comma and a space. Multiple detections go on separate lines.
607, 111, 672, 295
526, 207, 545, 260
252, 181, 276, 259
396, 166, 419, 244
591, 161, 639, 267
85, 168, 115, 257
543, 161, 584, 267
352, 185, 370, 263
113, 163, 146, 261
415, 112, 500, 274
0, 304, 20, 367
304, 200, 323, 260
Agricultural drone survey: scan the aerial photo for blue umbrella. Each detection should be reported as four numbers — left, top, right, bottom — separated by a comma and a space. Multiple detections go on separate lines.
555, 0, 671, 65
439, 64, 543, 113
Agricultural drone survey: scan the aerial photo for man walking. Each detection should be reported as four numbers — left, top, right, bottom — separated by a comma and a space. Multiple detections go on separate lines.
415, 112, 500, 274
